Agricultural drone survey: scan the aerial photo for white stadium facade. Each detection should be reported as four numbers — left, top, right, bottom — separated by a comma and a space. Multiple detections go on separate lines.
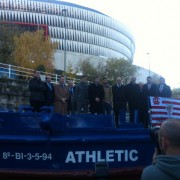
0, 0, 135, 71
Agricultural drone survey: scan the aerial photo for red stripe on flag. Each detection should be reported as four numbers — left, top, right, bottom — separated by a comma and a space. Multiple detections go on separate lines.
151, 106, 166, 109
150, 97, 180, 126
152, 112, 167, 115
151, 117, 167, 121
172, 113, 180, 116
151, 123, 162, 126
162, 101, 180, 106
174, 107, 180, 111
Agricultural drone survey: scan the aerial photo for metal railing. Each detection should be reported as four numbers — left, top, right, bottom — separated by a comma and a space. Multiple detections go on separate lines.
0, 63, 81, 84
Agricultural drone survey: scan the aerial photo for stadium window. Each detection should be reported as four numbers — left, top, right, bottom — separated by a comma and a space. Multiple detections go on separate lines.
14, 4, 19, 10
71, 8, 74, 18
41, 5, 45, 13
75, 9, 78, 19
52, 6, 55, 15
56, 6, 59, 15
47, 5, 51, 14
55, 16, 59, 26
4, 1, 9, 9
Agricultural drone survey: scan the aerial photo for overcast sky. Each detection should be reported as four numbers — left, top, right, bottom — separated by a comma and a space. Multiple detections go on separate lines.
59, 0, 180, 88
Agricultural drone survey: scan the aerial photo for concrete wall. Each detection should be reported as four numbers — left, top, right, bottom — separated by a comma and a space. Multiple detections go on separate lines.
0, 78, 29, 111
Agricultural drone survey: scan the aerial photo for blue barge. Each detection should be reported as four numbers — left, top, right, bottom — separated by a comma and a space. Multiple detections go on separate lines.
0, 108, 155, 179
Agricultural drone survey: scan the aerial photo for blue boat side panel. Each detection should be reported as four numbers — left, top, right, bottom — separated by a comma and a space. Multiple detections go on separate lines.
0, 112, 42, 132
64, 114, 113, 129
40, 114, 114, 132
0, 111, 155, 172
0, 133, 154, 171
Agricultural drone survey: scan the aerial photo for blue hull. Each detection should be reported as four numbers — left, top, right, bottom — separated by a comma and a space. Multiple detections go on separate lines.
0, 112, 155, 178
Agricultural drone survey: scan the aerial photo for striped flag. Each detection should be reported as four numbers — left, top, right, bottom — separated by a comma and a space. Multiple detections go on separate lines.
149, 96, 180, 126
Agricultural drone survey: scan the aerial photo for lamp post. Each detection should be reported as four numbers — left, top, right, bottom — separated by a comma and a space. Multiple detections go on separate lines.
146, 52, 150, 76
62, 9, 67, 72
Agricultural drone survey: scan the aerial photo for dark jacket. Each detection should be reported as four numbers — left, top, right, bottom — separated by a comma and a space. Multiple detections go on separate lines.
29, 77, 46, 103
88, 83, 105, 114
142, 83, 158, 108
44, 82, 55, 106
142, 83, 157, 98
156, 84, 172, 98
125, 82, 141, 109
75, 82, 89, 103
67, 86, 76, 113
112, 84, 126, 110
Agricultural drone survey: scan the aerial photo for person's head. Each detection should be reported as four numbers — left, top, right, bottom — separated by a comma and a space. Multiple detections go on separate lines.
116, 77, 122, 84
46, 75, 51, 83
130, 76, 136, 84
159, 77, 165, 85
139, 82, 144, 89
68, 80, 74, 88
59, 76, 66, 84
94, 76, 100, 84
34, 70, 40, 79
158, 118, 180, 155
103, 77, 109, 85
81, 75, 87, 83
147, 76, 152, 84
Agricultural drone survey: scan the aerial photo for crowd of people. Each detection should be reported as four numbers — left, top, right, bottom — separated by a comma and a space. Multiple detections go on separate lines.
28, 70, 179, 178
29, 70, 172, 128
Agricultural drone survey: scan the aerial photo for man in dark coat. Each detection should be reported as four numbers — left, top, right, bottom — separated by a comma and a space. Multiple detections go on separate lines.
67, 80, 76, 114
141, 76, 157, 127
75, 75, 89, 114
112, 77, 126, 127
44, 75, 55, 107
125, 77, 141, 123
156, 77, 172, 98
29, 70, 46, 112
88, 76, 105, 114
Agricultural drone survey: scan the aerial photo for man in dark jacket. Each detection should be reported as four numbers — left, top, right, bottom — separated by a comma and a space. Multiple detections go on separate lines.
156, 77, 172, 98
88, 76, 105, 114
141, 118, 180, 180
125, 76, 141, 123
44, 75, 55, 106
141, 76, 157, 127
29, 70, 46, 112
112, 77, 126, 127
75, 75, 89, 114
67, 80, 76, 114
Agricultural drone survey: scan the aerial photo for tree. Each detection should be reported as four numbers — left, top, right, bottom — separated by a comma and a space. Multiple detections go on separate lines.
76, 58, 138, 84
172, 88, 180, 98
104, 59, 138, 84
0, 22, 23, 64
13, 30, 57, 72
76, 58, 97, 81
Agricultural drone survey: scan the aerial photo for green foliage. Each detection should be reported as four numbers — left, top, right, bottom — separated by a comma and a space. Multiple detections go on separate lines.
106, 59, 137, 84
0, 22, 23, 64
172, 88, 180, 98
36, 64, 46, 72
77, 58, 138, 84
76, 59, 97, 81
66, 62, 74, 74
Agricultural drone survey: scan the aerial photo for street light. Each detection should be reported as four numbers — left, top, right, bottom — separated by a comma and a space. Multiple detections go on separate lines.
62, 9, 67, 72
146, 52, 150, 76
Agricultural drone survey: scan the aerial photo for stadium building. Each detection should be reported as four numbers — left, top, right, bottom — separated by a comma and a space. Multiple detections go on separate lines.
0, 0, 135, 71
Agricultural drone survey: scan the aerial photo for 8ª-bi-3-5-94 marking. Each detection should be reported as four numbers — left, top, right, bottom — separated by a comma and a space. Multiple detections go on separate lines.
1, 152, 53, 161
